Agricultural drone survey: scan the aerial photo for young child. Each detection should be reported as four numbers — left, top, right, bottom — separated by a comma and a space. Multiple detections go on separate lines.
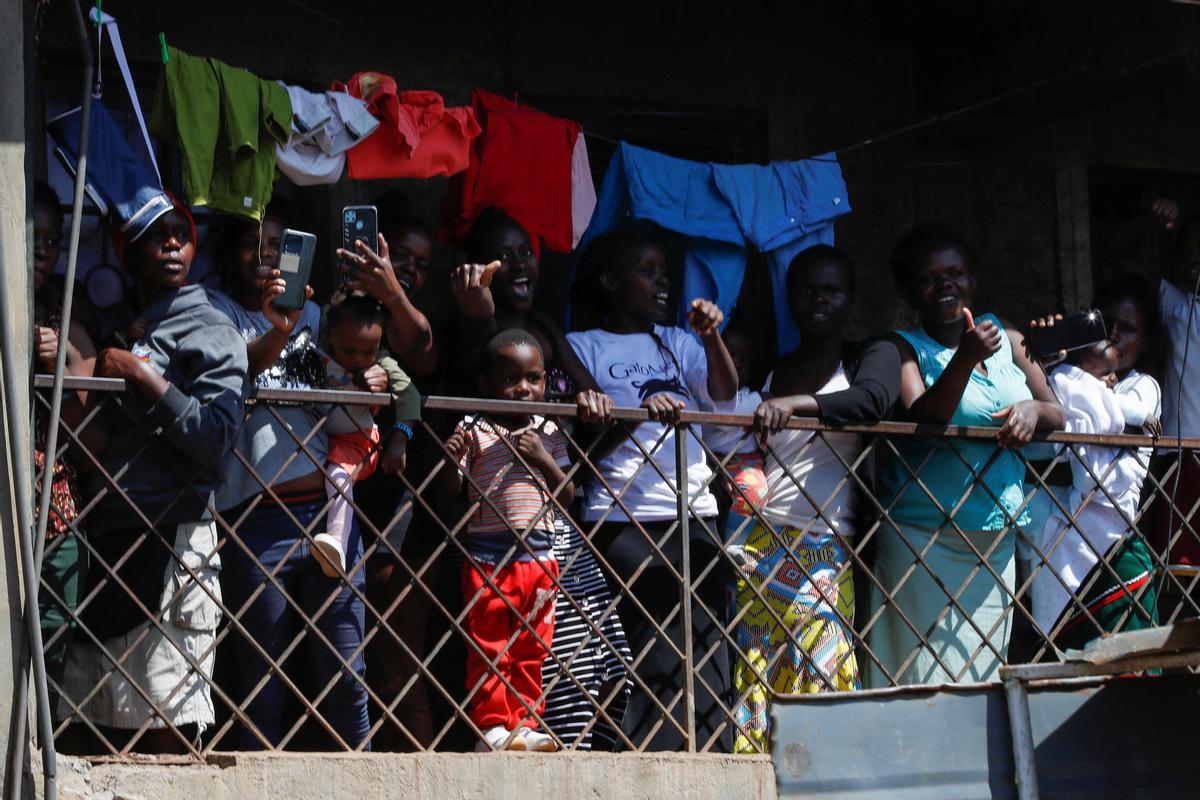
312, 295, 406, 576
1099, 276, 1164, 442
566, 231, 738, 751
701, 326, 767, 568
1031, 325, 1160, 650
436, 328, 572, 753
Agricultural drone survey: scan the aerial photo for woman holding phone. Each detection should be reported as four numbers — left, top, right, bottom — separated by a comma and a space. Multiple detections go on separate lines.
337, 211, 438, 378
210, 203, 379, 750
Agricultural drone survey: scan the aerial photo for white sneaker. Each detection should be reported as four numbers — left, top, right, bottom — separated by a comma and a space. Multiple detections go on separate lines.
312, 533, 345, 578
520, 729, 558, 752
475, 725, 524, 752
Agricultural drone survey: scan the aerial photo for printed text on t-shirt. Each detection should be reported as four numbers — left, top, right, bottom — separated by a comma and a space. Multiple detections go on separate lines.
608, 360, 691, 401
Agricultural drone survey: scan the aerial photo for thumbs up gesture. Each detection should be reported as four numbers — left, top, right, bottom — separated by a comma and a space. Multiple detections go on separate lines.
959, 308, 1002, 365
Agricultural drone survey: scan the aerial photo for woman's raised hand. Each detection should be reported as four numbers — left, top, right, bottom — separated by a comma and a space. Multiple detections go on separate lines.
959, 308, 1002, 365
338, 234, 403, 303
687, 298, 724, 338
260, 269, 312, 332
1027, 313, 1067, 364
450, 260, 502, 320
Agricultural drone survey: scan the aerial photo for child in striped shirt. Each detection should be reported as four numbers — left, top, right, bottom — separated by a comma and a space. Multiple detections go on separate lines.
437, 328, 573, 753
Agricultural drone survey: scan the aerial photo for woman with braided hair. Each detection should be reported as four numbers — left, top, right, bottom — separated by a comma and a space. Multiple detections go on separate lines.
566, 231, 738, 751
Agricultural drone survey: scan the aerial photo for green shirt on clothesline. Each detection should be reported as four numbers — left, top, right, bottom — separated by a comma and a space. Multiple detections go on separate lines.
151, 45, 291, 221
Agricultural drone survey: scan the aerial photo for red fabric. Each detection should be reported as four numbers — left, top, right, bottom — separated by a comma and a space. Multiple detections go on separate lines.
1148, 452, 1200, 567
442, 89, 581, 253
335, 73, 481, 180
327, 426, 382, 483
462, 558, 558, 731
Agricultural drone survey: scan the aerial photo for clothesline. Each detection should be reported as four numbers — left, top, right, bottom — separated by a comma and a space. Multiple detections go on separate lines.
92, 0, 1188, 171
272, 0, 1050, 166
68, 9, 1197, 258
808, 37, 1190, 161
274, 0, 1195, 166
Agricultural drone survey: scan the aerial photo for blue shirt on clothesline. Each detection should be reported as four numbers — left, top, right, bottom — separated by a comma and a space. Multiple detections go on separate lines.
576, 142, 851, 353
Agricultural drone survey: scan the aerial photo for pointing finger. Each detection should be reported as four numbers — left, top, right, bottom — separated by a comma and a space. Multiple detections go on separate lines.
480, 260, 503, 288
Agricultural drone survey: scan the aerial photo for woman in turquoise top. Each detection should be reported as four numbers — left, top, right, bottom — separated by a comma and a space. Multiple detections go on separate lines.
866, 224, 1063, 687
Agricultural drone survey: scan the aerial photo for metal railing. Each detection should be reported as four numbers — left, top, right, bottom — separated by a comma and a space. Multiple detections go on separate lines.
32, 376, 1200, 756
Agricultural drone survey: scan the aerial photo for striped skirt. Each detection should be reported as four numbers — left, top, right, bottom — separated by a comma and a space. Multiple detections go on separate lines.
540, 519, 632, 749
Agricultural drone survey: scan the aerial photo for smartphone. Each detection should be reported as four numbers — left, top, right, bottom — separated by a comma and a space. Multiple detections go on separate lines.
274, 229, 316, 310
341, 205, 378, 286
1032, 310, 1108, 359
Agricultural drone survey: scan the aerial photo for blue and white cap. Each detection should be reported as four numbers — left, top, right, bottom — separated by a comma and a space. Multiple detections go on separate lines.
47, 101, 174, 243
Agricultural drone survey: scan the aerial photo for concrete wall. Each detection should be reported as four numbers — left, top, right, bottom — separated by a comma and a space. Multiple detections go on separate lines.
46, 752, 777, 800
0, 0, 34, 797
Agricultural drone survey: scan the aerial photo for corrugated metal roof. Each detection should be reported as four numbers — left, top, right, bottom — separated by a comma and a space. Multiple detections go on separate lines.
772, 675, 1200, 799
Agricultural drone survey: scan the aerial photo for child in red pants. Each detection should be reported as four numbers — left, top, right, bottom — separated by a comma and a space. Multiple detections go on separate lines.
437, 329, 573, 752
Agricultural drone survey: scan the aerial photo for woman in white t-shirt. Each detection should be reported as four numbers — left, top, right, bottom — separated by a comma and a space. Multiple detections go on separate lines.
732, 245, 900, 753
566, 231, 738, 752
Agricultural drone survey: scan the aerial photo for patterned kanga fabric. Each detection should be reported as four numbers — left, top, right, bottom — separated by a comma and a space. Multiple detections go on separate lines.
733, 521, 859, 753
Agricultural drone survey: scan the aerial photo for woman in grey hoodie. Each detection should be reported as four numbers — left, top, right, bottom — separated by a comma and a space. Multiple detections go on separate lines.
58, 203, 248, 754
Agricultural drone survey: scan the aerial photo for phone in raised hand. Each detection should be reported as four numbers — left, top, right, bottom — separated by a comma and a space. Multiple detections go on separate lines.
341, 206, 378, 287
1032, 310, 1107, 360
274, 229, 316, 311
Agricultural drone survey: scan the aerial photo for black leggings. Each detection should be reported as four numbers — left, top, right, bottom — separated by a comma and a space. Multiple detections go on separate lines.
592, 518, 731, 752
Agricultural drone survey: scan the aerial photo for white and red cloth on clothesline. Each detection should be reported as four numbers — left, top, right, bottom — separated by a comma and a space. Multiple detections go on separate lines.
442, 89, 596, 253
102, 25, 599, 247
335, 73, 482, 180
274, 84, 379, 185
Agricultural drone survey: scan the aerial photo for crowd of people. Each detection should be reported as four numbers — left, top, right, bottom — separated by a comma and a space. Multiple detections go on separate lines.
30, 180, 1199, 756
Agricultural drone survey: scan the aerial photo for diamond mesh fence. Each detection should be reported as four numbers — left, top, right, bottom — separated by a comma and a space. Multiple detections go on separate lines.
31, 378, 1200, 756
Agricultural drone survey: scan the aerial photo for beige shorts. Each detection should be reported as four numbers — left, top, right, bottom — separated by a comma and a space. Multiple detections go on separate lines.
59, 521, 223, 732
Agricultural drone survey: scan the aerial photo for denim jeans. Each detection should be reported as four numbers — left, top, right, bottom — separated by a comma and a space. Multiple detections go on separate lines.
221, 499, 370, 750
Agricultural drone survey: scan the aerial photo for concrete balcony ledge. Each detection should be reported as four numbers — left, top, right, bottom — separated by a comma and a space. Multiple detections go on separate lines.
41, 751, 779, 800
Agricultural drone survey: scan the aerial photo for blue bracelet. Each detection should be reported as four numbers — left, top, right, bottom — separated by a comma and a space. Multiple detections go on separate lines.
393, 421, 414, 440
